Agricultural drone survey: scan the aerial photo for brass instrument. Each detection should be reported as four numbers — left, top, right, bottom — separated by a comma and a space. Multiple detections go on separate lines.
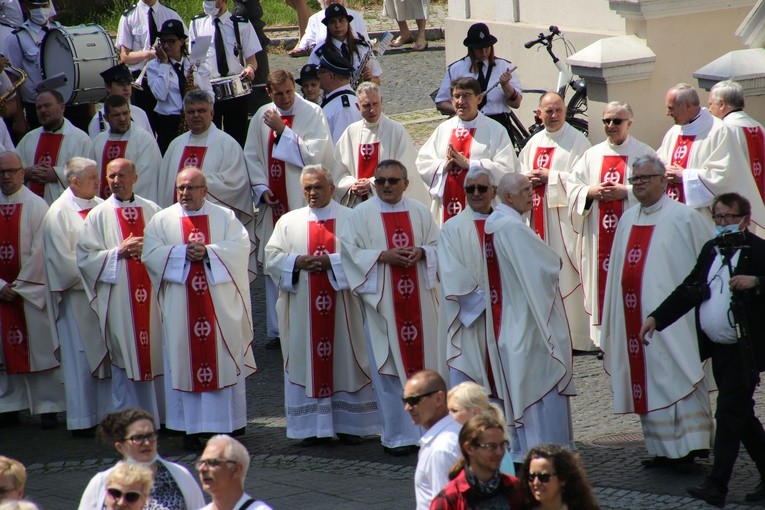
177, 61, 195, 135
132, 38, 158, 92
0, 60, 27, 108
350, 32, 393, 90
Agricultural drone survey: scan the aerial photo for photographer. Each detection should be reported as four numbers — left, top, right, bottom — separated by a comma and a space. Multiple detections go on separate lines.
641, 192, 765, 507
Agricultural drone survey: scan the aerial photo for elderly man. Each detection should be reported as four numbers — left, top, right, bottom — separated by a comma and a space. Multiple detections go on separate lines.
417, 77, 518, 226
708, 80, 765, 203
0, 150, 64, 429
87, 63, 152, 139
438, 167, 504, 396
198, 435, 273, 510
143, 167, 256, 449
602, 154, 715, 468
42, 156, 111, 433
159, 89, 254, 277
245, 69, 334, 345
339, 159, 439, 456
0, 456, 26, 502
404, 370, 461, 510
76, 158, 163, 419
264, 165, 378, 445
566, 102, 655, 349
658, 83, 765, 233
17, 90, 93, 204
92, 95, 161, 203
317, 51, 360, 143
486, 172, 575, 463
519, 91, 591, 351
335, 81, 430, 208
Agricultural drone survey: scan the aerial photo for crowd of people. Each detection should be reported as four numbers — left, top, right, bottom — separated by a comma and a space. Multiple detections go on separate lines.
0, 0, 765, 508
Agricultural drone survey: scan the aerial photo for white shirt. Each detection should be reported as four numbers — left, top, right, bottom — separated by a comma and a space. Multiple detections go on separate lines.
322, 84, 361, 143
297, 7, 369, 51
699, 248, 740, 344
116, 0, 185, 72
146, 57, 212, 115
308, 36, 382, 78
5, 20, 50, 102
435, 56, 522, 115
189, 10, 262, 79
87, 103, 152, 139
200, 493, 273, 510
414, 414, 462, 510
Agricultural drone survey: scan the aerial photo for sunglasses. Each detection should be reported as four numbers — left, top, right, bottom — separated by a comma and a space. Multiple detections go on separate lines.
475, 440, 509, 451
402, 389, 439, 406
464, 184, 490, 194
601, 118, 626, 126
106, 488, 142, 503
527, 472, 557, 483
374, 177, 403, 186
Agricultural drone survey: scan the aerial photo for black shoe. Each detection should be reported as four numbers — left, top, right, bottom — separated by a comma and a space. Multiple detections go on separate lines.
641, 456, 670, 468
687, 482, 726, 508
0, 411, 20, 427
298, 436, 333, 447
265, 337, 281, 350
337, 433, 363, 445
182, 434, 204, 451
232, 426, 246, 437
40, 412, 59, 430
746, 481, 765, 502
71, 426, 96, 438
383, 445, 419, 457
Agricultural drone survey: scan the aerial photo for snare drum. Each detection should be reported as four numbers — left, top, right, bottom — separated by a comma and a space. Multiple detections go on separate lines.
41, 24, 118, 105
210, 75, 252, 101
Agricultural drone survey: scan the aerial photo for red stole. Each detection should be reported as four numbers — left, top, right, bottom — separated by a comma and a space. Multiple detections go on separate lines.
743, 126, 765, 201
307, 219, 337, 397
620, 224, 655, 414
443, 128, 475, 222
357, 141, 380, 180
474, 219, 501, 397
531, 146, 556, 240
381, 211, 424, 377
268, 115, 294, 224
173, 147, 208, 204
180, 215, 220, 392
115, 206, 154, 380
0, 204, 29, 373
77, 208, 93, 220
29, 133, 64, 197
596, 155, 627, 324
666, 135, 695, 203
100, 140, 128, 199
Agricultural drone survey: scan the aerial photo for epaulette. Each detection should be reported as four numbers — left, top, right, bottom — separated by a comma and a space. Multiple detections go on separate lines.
341, 95, 350, 108
232, 15, 249, 23
191, 13, 205, 20
357, 38, 369, 48
0, 19, 16, 30
495, 57, 512, 65
315, 46, 324, 57
447, 56, 468, 68
122, 5, 137, 16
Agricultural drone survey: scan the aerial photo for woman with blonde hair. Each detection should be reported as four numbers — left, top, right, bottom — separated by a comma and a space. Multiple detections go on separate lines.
103, 462, 153, 510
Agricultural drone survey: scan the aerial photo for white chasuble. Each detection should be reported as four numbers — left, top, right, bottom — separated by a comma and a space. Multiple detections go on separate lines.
723, 110, 765, 204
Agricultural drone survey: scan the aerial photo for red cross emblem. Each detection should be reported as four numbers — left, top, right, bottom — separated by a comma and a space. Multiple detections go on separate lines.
397, 274, 415, 298
391, 228, 410, 248
121, 207, 139, 223
359, 143, 375, 160
316, 339, 332, 359
193, 317, 212, 339
134, 285, 148, 304
196, 363, 214, 385
315, 291, 333, 314
624, 290, 637, 311
188, 228, 206, 243
400, 321, 418, 344
191, 272, 208, 294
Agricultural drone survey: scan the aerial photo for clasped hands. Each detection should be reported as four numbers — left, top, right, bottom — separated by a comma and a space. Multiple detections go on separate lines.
296, 254, 330, 273
528, 166, 549, 187
380, 247, 423, 267
118, 234, 144, 261
186, 241, 207, 262
444, 143, 469, 172
587, 182, 628, 202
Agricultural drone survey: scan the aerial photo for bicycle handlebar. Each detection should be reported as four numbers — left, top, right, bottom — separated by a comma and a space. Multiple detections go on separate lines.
524, 25, 562, 49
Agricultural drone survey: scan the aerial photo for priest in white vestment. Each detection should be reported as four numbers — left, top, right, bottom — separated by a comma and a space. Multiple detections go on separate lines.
485, 172, 576, 463
42, 157, 111, 431
158, 90, 255, 280
335, 82, 431, 209
92, 95, 161, 204
519, 92, 591, 351
658, 83, 765, 235
264, 165, 379, 443
76, 158, 164, 421
245, 70, 335, 341
339, 159, 439, 454
602, 154, 715, 466
567, 102, 656, 349
143, 168, 256, 449
0, 151, 66, 427
18, 90, 93, 204
416, 77, 518, 226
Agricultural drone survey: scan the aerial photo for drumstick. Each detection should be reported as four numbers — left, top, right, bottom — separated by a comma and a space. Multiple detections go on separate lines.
483, 65, 517, 95
132, 38, 158, 91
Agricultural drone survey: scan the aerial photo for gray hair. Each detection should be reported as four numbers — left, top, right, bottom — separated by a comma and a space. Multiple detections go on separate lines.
604, 101, 633, 119
375, 159, 407, 179
64, 157, 97, 183
301, 164, 334, 186
670, 83, 700, 107
0, 501, 40, 510
632, 154, 666, 176
207, 435, 251, 485
183, 88, 214, 108
356, 81, 380, 98
710, 80, 745, 110
497, 172, 528, 198
464, 166, 495, 187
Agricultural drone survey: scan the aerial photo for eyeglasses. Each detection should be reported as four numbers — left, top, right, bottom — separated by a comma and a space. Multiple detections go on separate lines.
195, 458, 237, 470
402, 390, 439, 406
451, 92, 476, 100
374, 177, 403, 186
601, 118, 627, 126
159, 38, 180, 45
627, 174, 660, 185
464, 184, 490, 194
124, 432, 158, 445
106, 488, 143, 503
175, 185, 206, 192
528, 472, 557, 483
712, 213, 744, 222
0, 168, 22, 176
475, 440, 509, 451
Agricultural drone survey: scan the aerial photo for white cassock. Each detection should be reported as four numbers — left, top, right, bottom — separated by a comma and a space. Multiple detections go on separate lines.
76, 195, 165, 422
520, 123, 591, 351
159, 125, 255, 279
87, 104, 152, 140
657, 108, 765, 235
417, 113, 518, 226
42, 188, 111, 429
721, 110, 765, 205
264, 200, 380, 439
0, 186, 65, 416
339, 197, 439, 448
602, 195, 715, 458
485, 203, 576, 462
17, 120, 93, 204
567, 136, 656, 348
334, 113, 431, 209
245, 95, 334, 338
142, 201, 256, 433
92, 124, 162, 204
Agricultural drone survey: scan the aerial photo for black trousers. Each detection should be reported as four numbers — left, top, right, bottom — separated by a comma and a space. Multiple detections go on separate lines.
708, 342, 765, 490
213, 94, 249, 147
155, 113, 181, 155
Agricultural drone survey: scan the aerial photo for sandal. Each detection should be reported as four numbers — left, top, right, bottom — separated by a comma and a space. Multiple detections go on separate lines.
412, 41, 429, 52
389, 34, 414, 47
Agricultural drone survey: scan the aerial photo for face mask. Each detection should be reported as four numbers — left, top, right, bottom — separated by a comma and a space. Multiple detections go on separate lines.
715, 223, 741, 236
29, 6, 54, 26
203, 1, 218, 16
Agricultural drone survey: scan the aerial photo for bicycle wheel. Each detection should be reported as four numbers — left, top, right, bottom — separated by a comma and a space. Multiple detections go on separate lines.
568, 88, 588, 117
568, 116, 589, 138
506, 110, 530, 154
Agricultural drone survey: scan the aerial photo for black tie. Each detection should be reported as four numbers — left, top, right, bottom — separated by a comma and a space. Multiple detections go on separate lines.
173, 62, 187, 99
340, 42, 350, 61
213, 17, 229, 77
477, 61, 489, 110
148, 7, 158, 45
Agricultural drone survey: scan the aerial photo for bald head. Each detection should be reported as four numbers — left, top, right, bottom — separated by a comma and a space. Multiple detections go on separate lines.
176, 167, 208, 211
106, 158, 138, 200
0, 151, 24, 196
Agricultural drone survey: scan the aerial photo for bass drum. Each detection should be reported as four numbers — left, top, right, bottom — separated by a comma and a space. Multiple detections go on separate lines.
41, 24, 118, 105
